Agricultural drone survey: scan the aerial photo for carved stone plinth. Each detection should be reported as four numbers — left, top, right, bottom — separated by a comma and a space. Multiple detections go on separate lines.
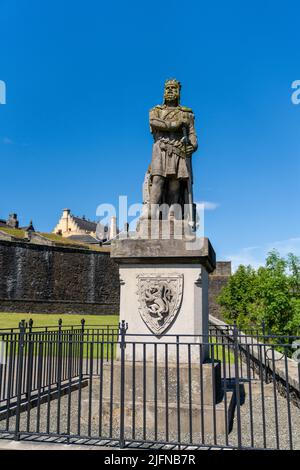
111, 237, 216, 363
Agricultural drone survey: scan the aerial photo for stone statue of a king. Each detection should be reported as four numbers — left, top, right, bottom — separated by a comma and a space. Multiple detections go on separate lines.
143, 79, 198, 226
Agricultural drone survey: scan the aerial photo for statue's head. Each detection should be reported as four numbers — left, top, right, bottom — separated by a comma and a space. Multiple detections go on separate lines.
164, 79, 181, 105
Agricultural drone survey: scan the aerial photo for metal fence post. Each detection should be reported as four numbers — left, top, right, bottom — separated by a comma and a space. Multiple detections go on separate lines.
233, 322, 242, 449
66, 331, 73, 441
56, 319, 63, 434
119, 320, 128, 449
261, 321, 268, 383
77, 319, 85, 435
26, 319, 34, 403
80, 318, 85, 375
15, 320, 26, 441
81, 318, 85, 334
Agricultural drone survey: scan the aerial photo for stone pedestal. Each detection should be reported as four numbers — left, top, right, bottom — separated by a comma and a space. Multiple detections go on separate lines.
107, 232, 235, 440
111, 237, 216, 363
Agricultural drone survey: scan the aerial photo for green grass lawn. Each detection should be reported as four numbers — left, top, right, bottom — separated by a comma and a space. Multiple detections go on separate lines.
208, 335, 236, 364
0, 227, 26, 238
0, 313, 120, 360
0, 314, 239, 365
0, 313, 119, 331
0, 313, 236, 361
0, 227, 110, 252
40, 233, 111, 252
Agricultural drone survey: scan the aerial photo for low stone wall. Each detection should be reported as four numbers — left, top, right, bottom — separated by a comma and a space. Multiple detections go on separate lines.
0, 240, 119, 315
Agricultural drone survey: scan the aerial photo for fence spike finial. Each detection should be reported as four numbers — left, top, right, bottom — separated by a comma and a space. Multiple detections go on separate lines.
119, 319, 128, 333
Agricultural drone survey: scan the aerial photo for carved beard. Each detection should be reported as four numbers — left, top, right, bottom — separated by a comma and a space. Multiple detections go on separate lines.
164, 89, 180, 105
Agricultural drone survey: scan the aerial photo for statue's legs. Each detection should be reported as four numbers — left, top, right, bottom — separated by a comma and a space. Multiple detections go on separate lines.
168, 178, 180, 205
149, 175, 165, 219
148, 176, 182, 219
167, 178, 183, 219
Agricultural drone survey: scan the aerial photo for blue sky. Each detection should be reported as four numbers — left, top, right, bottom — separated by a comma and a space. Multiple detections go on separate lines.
0, 0, 299, 269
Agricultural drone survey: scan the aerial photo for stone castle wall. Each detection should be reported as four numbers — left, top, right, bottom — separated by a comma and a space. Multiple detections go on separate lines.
208, 261, 231, 320
0, 240, 119, 315
0, 240, 230, 317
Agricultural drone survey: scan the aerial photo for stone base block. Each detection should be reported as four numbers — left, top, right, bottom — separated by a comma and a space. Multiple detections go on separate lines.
100, 393, 234, 436
101, 361, 223, 406
80, 361, 235, 438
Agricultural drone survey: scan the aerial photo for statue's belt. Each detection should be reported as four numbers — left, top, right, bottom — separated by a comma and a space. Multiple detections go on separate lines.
159, 141, 185, 158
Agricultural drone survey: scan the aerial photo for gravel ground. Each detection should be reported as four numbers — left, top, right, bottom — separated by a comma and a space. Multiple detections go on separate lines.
228, 380, 300, 450
1, 378, 300, 450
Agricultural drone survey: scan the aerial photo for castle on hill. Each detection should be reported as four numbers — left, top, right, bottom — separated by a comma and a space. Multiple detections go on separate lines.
53, 208, 117, 244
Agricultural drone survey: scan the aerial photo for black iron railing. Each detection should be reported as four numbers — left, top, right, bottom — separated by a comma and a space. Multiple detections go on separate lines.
0, 320, 299, 450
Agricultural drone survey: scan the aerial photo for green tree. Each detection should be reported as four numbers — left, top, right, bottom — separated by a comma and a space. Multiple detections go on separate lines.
217, 250, 300, 336
216, 264, 257, 328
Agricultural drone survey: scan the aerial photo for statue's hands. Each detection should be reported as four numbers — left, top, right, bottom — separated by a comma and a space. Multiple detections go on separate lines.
180, 137, 194, 156
185, 144, 195, 155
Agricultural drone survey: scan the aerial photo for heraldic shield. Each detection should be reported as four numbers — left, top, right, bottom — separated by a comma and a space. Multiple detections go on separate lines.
137, 273, 184, 335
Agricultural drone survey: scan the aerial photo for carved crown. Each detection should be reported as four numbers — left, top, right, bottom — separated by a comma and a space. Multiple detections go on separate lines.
164, 78, 181, 90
